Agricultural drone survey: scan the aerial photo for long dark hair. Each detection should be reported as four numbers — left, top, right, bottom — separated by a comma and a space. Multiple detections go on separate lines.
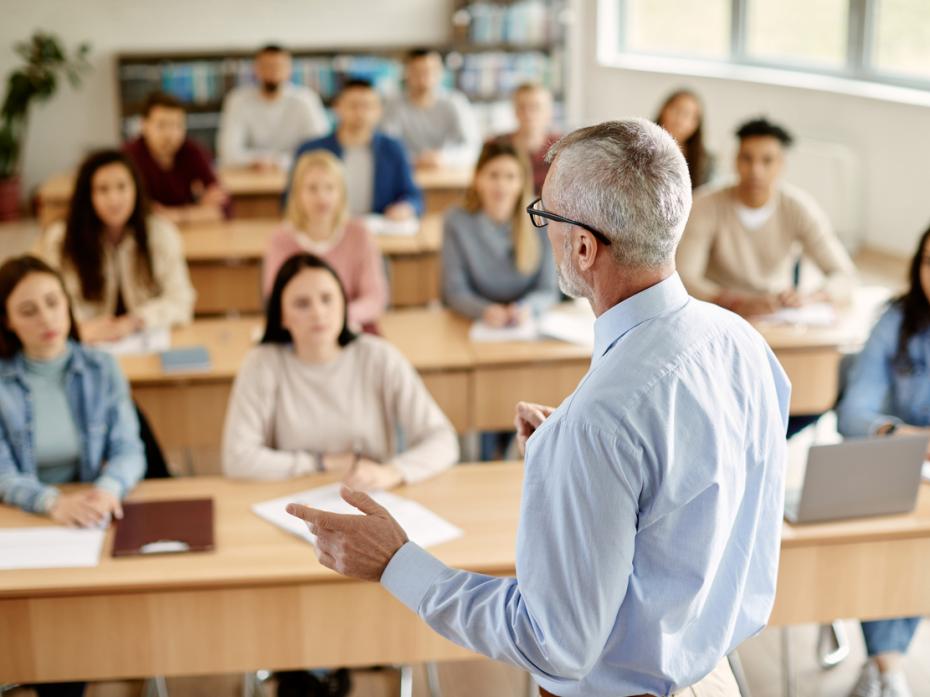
261, 254, 357, 347
893, 225, 930, 372
0, 255, 81, 359
654, 89, 709, 190
63, 149, 154, 301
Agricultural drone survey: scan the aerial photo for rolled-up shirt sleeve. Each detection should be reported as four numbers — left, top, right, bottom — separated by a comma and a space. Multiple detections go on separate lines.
381, 417, 638, 682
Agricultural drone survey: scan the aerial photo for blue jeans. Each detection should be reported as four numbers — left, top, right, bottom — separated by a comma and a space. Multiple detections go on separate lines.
861, 617, 921, 655
480, 431, 515, 461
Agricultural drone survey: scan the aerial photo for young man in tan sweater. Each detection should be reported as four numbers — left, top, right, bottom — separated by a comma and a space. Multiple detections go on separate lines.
677, 118, 856, 318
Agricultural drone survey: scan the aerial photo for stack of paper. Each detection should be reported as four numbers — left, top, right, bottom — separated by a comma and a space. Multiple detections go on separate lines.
252, 483, 463, 549
468, 319, 539, 343
0, 527, 105, 570
96, 328, 171, 356
363, 215, 419, 237
756, 303, 837, 327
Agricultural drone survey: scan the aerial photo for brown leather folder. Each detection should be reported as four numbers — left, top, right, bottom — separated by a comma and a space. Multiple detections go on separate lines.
112, 498, 214, 557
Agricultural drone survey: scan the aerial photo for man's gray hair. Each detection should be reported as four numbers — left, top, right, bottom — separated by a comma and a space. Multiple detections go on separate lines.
546, 118, 692, 268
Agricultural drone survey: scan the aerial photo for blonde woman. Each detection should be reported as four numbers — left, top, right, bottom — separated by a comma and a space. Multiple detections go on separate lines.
441, 140, 558, 326
263, 149, 388, 330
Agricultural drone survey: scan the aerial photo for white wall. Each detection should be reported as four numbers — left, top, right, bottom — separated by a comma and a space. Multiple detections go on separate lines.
1, 0, 452, 199
574, 1, 930, 257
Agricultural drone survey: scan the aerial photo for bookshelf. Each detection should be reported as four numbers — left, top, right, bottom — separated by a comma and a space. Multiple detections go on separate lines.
115, 0, 568, 155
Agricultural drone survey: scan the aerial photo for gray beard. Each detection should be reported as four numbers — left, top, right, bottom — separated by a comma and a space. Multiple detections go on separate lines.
556, 238, 588, 299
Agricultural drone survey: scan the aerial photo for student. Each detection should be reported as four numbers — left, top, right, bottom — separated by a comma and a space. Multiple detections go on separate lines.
382, 48, 481, 169
492, 82, 561, 195
836, 224, 930, 697
442, 141, 558, 327
34, 149, 195, 344
677, 117, 856, 318
291, 78, 422, 218
654, 88, 715, 189
264, 150, 388, 330
124, 91, 228, 224
223, 253, 458, 489
217, 44, 329, 171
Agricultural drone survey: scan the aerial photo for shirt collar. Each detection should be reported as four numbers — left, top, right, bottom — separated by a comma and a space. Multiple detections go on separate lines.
592, 273, 690, 362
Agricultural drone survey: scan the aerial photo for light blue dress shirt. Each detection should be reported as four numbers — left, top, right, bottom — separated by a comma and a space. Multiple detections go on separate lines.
836, 303, 930, 437
381, 273, 790, 696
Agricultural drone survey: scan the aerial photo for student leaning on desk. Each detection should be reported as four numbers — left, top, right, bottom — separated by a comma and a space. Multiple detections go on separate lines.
835, 223, 930, 697
32, 149, 196, 345
223, 252, 458, 491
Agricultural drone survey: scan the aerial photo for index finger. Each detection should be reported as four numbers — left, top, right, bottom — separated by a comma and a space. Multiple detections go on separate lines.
516, 402, 548, 428
286, 503, 357, 531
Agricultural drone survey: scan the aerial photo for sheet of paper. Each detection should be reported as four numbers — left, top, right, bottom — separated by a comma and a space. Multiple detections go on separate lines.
0, 527, 105, 570
923, 461, 930, 483
96, 327, 171, 356
755, 303, 837, 327
468, 319, 539, 343
252, 483, 463, 549
363, 215, 419, 237
537, 304, 595, 348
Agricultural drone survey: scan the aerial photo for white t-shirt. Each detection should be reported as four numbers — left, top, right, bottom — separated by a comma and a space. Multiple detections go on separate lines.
343, 144, 375, 216
735, 198, 778, 231
217, 83, 329, 169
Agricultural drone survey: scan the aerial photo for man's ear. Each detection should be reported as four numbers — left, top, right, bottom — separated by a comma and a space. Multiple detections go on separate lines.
575, 229, 600, 272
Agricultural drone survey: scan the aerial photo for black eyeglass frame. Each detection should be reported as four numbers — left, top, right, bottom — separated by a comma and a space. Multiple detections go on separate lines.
525, 197, 613, 246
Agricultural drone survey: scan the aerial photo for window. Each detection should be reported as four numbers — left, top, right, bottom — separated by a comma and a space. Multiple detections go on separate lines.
623, 0, 731, 59
872, 0, 930, 81
610, 0, 930, 91
745, 0, 849, 69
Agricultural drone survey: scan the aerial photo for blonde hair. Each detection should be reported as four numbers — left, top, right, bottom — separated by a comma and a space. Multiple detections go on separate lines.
286, 150, 349, 234
463, 141, 539, 275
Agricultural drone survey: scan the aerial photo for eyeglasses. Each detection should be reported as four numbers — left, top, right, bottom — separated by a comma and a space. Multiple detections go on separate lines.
525, 197, 612, 247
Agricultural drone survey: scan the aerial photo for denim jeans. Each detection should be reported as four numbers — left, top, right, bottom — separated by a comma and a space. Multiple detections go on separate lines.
861, 617, 922, 655
480, 431, 515, 461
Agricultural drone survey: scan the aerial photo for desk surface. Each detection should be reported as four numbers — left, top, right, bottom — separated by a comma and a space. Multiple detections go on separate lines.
181, 214, 443, 261
39, 165, 472, 203
2, 464, 928, 598
118, 302, 881, 385
0, 463, 521, 599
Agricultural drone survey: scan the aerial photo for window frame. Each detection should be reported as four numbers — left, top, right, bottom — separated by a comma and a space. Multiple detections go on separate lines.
611, 0, 930, 93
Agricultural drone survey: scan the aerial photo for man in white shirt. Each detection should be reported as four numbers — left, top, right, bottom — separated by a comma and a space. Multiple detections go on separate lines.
217, 45, 329, 171
381, 48, 481, 169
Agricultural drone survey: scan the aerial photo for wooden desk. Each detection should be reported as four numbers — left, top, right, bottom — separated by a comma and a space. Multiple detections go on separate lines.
180, 215, 443, 313
37, 165, 470, 227
3, 465, 929, 682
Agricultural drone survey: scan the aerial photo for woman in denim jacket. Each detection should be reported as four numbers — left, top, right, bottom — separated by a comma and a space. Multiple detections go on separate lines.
837, 225, 930, 697
0, 255, 144, 528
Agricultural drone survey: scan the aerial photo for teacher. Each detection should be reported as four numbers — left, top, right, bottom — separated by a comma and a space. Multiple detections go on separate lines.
288, 118, 790, 697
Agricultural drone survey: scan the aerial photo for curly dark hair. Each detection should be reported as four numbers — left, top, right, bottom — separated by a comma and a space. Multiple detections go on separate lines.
893, 224, 930, 372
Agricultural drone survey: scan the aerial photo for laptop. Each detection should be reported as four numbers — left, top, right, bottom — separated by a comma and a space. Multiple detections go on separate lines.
784, 435, 928, 524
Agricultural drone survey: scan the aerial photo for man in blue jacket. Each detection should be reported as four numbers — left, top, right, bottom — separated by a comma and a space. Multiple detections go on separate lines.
288, 78, 423, 220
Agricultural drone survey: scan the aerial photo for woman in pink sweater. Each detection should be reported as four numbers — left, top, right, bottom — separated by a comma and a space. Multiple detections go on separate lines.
264, 149, 388, 329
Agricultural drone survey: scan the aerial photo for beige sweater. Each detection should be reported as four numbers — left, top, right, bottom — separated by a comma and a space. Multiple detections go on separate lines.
677, 184, 856, 302
34, 216, 196, 329
222, 335, 459, 483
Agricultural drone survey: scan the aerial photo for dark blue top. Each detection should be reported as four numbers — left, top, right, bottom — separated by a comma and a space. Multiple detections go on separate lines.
289, 131, 424, 215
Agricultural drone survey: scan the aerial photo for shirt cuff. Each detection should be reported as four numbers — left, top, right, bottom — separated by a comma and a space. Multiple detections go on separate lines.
380, 541, 450, 613
37, 486, 61, 514
869, 415, 903, 436
94, 476, 126, 499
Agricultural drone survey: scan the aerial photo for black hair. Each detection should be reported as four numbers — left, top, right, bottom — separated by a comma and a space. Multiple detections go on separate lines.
339, 77, 375, 95
261, 254, 357, 348
405, 48, 438, 62
0, 255, 81, 359
735, 118, 793, 147
257, 44, 286, 56
893, 224, 930, 372
142, 90, 185, 117
63, 149, 154, 302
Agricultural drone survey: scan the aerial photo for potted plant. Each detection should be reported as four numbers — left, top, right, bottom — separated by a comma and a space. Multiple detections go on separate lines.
0, 32, 91, 221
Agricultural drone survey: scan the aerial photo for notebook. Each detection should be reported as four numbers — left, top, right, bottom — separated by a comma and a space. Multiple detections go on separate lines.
112, 498, 215, 557
159, 346, 211, 373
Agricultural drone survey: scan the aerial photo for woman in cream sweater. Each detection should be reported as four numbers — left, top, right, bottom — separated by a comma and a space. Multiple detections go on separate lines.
223, 252, 457, 491
34, 149, 195, 344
